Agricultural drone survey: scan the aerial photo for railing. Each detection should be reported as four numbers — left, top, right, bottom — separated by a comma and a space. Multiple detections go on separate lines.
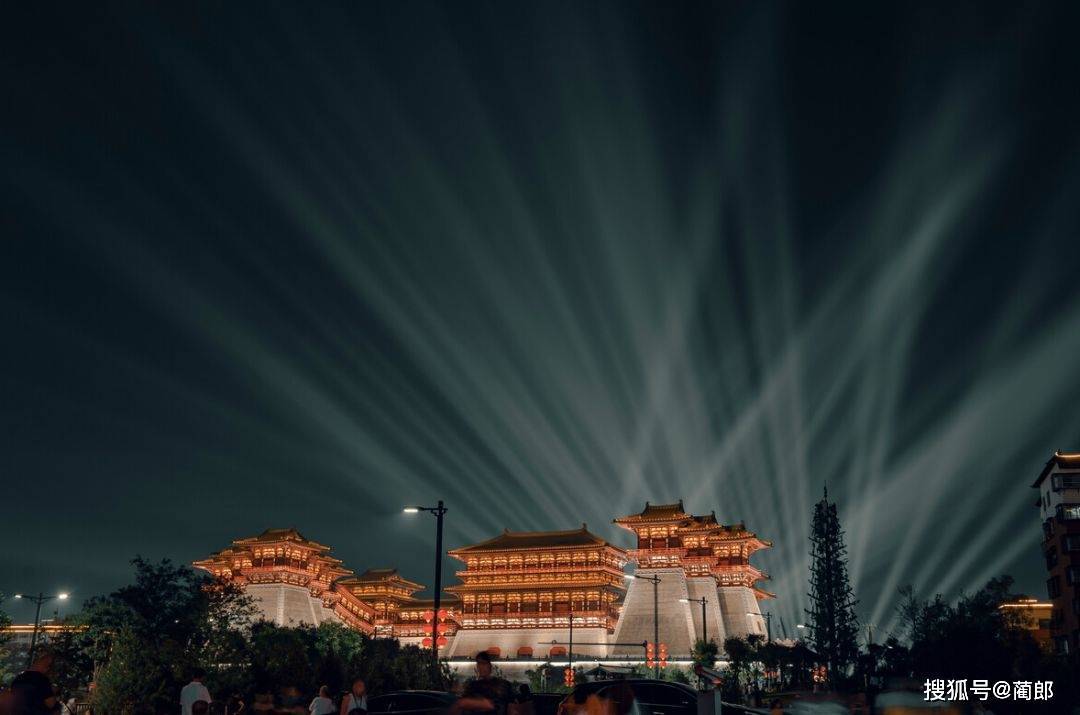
453, 570, 626, 578
1056, 504, 1080, 521
1052, 474, 1080, 490
460, 604, 608, 615
455, 579, 624, 590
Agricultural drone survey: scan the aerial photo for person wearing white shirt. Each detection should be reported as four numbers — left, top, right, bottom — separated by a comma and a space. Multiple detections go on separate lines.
180, 668, 212, 715
310, 685, 335, 715
339, 678, 368, 715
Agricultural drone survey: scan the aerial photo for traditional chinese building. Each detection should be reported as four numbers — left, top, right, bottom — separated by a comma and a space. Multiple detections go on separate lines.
197, 507, 773, 665
194, 528, 375, 632
612, 501, 773, 657
336, 568, 460, 646
1032, 451, 1080, 655
444, 525, 628, 659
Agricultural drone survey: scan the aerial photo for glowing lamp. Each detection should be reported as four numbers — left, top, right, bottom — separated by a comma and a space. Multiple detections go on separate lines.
421, 637, 433, 648
436, 636, 448, 647
422, 610, 435, 622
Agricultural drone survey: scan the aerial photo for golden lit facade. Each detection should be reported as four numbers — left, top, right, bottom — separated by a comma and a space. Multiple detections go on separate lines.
614, 501, 773, 598
447, 526, 628, 635
337, 568, 461, 642
194, 528, 375, 632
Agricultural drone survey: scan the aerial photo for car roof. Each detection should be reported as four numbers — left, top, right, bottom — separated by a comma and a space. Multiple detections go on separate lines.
601, 680, 695, 692
568, 679, 697, 700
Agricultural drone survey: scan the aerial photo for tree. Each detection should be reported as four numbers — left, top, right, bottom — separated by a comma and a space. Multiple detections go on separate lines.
93, 626, 182, 713
248, 621, 317, 693
805, 486, 859, 684
690, 639, 719, 690
44, 621, 96, 695
53, 557, 255, 710
894, 575, 1077, 711
0, 594, 14, 685
722, 635, 760, 702
691, 639, 719, 671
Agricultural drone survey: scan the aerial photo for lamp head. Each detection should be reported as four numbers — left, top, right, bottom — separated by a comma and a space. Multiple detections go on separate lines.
58, 593, 69, 600
403, 506, 421, 514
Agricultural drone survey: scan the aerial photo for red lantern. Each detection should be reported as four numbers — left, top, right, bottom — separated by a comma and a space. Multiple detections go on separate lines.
437, 609, 448, 619
422, 610, 435, 622
421, 637, 433, 648
564, 668, 574, 687
437, 623, 450, 634
436, 636, 448, 647
645, 641, 655, 668
658, 643, 668, 668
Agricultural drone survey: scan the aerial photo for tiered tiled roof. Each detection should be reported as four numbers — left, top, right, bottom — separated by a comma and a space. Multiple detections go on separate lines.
448, 525, 613, 554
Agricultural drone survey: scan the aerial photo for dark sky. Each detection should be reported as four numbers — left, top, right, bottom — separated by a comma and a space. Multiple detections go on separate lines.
3, 1, 1080, 634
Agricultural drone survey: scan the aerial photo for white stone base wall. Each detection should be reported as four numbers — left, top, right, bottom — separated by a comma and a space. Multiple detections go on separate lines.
686, 577, 727, 647
716, 586, 764, 640
445, 627, 611, 659
611, 568, 696, 657
245, 583, 340, 627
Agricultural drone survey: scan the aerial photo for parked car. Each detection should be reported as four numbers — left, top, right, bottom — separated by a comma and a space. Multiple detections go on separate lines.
558, 679, 699, 715
368, 690, 459, 715
532, 692, 568, 715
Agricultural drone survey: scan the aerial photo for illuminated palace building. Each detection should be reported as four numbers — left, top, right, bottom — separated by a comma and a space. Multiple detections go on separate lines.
612, 502, 773, 656
197, 502, 771, 661
194, 529, 459, 641
336, 568, 460, 647
444, 525, 628, 658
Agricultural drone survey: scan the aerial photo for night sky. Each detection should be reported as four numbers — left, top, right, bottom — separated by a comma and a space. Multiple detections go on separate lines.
3, 1, 1080, 636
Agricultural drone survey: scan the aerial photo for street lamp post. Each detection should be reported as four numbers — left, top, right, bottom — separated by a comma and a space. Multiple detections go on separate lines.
568, 613, 574, 674
680, 596, 708, 644
14, 592, 69, 669
404, 501, 448, 685
627, 573, 662, 678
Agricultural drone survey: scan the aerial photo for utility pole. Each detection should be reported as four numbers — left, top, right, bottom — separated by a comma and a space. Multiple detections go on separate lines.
404, 501, 448, 686
14, 592, 69, 670
568, 613, 574, 671
630, 578, 660, 678
681, 596, 708, 643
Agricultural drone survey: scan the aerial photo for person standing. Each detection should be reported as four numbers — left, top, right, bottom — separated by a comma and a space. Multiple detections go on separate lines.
2, 654, 59, 714
340, 678, 367, 715
310, 686, 335, 715
452, 652, 511, 715
179, 668, 212, 715
224, 692, 247, 714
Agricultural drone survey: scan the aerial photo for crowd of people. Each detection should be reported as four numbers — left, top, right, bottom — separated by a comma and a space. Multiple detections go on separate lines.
176, 668, 370, 715
0, 651, 526, 715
